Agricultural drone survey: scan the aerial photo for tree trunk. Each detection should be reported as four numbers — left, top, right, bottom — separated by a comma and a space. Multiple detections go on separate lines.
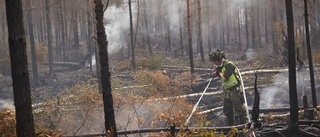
55, 4, 61, 59
220, 0, 225, 49
166, 21, 171, 53
93, 27, 102, 92
304, 0, 317, 108
179, 1, 184, 56
264, 2, 269, 45
26, 0, 39, 87
87, 0, 93, 72
94, 0, 118, 136
251, 1, 256, 49
128, 0, 136, 70
45, 0, 54, 77
244, 1, 249, 50
134, 0, 140, 50
256, 0, 261, 47
1, 2, 5, 41
73, 11, 80, 50
208, 31, 211, 52
5, 0, 36, 136
285, 0, 298, 131
226, 6, 230, 46
237, 0, 242, 50
272, 0, 279, 56
197, 0, 204, 63
187, 0, 195, 74
143, 0, 152, 55
63, 0, 69, 61
59, 1, 66, 62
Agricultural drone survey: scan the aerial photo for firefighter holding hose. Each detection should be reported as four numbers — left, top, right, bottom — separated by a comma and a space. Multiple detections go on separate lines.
209, 49, 248, 125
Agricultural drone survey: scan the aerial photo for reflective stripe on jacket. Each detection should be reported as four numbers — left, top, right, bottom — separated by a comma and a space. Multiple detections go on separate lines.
221, 61, 239, 89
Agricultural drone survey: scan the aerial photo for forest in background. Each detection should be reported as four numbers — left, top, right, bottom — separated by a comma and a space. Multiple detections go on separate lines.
1, 0, 320, 136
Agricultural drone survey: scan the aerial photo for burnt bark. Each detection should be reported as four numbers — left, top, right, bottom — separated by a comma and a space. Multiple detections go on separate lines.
251, 1, 256, 49
272, 0, 279, 56
237, 0, 242, 50
143, 0, 152, 55
45, 0, 54, 76
304, 0, 317, 108
73, 11, 80, 50
5, 0, 36, 136
59, 1, 66, 61
244, 1, 249, 50
187, 0, 195, 74
94, 0, 117, 136
87, 0, 93, 72
26, 0, 39, 87
128, 0, 136, 70
197, 0, 204, 63
285, 0, 299, 131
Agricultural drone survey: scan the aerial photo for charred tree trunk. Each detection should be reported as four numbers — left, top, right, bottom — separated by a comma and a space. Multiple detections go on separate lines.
63, 0, 69, 61
187, 0, 195, 74
1, 3, 5, 41
256, 0, 261, 47
244, 1, 249, 50
304, 0, 317, 108
285, 0, 299, 131
179, 1, 184, 56
55, 4, 61, 59
128, 0, 136, 70
87, 0, 93, 72
45, 0, 54, 77
208, 31, 211, 52
26, 0, 39, 87
197, 0, 204, 63
134, 0, 140, 50
220, 0, 225, 49
93, 28, 102, 92
94, 0, 118, 136
251, 1, 256, 49
264, 2, 269, 45
237, 0, 242, 50
5, 0, 36, 136
73, 11, 80, 50
166, 21, 171, 53
143, 0, 152, 55
272, 0, 279, 56
59, 1, 66, 62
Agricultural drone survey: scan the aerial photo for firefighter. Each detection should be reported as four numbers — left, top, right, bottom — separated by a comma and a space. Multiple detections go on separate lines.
209, 49, 248, 125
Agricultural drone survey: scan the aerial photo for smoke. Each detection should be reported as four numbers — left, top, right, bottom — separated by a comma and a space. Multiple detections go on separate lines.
245, 48, 257, 60
0, 99, 14, 109
104, 3, 133, 53
260, 72, 289, 109
259, 70, 312, 109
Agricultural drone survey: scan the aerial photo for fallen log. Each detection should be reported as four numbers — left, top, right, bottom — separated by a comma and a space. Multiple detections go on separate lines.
42, 61, 83, 68
148, 91, 224, 101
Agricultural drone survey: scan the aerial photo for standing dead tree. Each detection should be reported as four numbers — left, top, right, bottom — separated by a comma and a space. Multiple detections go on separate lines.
94, 0, 118, 136
5, 0, 36, 136
186, 0, 195, 74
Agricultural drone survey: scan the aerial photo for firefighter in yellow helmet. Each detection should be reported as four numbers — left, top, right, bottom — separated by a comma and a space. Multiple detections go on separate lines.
209, 49, 248, 125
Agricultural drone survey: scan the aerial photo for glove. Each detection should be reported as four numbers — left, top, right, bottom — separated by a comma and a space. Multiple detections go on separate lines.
215, 67, 222, 76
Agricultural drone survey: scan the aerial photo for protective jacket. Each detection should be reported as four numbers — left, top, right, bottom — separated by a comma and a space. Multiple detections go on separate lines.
221, 60, 240, 89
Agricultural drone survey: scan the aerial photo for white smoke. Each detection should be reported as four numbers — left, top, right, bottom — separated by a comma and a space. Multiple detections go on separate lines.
104, 3, 133, 53
245, 48, 257, 60
260, 70, 312, 109
0, 99, 14, 109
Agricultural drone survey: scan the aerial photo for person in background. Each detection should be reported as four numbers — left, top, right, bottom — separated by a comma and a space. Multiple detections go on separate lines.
209, 49, 248, 125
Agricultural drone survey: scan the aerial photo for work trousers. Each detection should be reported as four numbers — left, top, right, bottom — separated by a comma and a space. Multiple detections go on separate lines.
223, 86, 248, 126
